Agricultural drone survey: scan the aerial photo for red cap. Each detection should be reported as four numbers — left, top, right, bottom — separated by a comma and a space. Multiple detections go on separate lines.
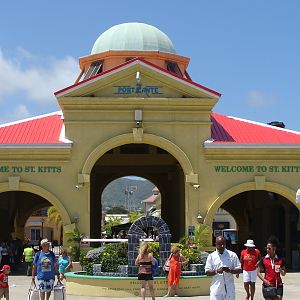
1, 265, 10, 271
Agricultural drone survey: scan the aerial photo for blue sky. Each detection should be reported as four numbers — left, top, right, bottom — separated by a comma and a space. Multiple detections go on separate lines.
1, 1, 300, 130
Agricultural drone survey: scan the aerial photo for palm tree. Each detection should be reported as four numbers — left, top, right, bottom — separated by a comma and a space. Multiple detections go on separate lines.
194, 224, 212, 249
128, 211, 144, 223
47, 206, 63, 227
47, 206, 63, 244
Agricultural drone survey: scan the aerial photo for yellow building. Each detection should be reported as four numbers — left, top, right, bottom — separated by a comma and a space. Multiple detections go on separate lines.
0, 23, 300, 265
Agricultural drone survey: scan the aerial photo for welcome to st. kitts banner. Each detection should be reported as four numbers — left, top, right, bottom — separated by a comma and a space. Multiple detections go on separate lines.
0, 166, 61, 173
214, 165, 300, 173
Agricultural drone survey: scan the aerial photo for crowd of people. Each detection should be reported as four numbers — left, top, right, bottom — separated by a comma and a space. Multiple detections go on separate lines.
205, 236, 286, 300
0, 238, 72, 300
0, 235, 287, 300
134, 236, 286, 300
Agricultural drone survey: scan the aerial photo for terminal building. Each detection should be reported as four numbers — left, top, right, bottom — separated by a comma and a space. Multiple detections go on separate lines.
1, 23, 300, 265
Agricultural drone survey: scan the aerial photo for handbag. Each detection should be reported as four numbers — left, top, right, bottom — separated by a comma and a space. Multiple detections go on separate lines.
163, 258, 170, 272
54, 280, 66, 300
262, 286, 277, 298
27, 281, 39, 300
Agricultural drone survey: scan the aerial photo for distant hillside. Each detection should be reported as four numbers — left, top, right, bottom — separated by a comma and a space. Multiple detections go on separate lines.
101, 177, 155, 211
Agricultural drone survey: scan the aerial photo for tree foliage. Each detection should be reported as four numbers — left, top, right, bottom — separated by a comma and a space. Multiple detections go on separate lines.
47, 206, 63, 227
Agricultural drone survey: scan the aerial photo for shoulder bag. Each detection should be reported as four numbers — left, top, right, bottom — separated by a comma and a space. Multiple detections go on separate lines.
163, 254, 172, 272
262, 286, 277, 298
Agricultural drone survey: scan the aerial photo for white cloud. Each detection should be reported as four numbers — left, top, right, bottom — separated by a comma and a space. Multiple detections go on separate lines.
0, 48, 79, 103
0, 104, 31, 124
246, 90, 278, 108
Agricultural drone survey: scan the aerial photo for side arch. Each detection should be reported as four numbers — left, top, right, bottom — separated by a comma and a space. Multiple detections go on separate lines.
204, 181, 298, 226
82, 133, 195, 176
0, 182, 71, 225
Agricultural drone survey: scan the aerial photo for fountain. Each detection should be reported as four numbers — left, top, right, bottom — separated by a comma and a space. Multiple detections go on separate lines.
65, 215, 211, 297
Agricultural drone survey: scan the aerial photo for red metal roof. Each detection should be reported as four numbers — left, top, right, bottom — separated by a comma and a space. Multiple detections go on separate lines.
0, 112, 64, 144
1, 111, 300, 146
211, 113, 300, 144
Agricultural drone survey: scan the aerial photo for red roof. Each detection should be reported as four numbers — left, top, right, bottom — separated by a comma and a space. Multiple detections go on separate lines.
0, 112, 64, 144
1, 112, 300, 146
211, 113, 300, 144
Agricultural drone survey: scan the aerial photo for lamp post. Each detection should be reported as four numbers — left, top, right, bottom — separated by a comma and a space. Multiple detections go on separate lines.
41, 218, 45, 238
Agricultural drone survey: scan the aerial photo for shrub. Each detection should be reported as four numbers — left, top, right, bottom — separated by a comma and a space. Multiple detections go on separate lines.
81, 243, 128, 275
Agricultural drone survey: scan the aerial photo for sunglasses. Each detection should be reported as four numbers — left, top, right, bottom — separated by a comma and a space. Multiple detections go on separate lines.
265, 247, 273, 250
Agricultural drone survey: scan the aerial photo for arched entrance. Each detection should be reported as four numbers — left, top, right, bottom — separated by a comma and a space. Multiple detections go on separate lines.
0, 183, 71, 242
205, 185, 299, 266
90, 143, 185, 241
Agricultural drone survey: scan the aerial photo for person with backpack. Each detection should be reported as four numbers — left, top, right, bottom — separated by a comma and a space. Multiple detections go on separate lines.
32, 239, 59, 300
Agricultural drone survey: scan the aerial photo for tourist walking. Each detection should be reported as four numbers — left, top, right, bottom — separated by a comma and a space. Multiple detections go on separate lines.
135, 242, 155, 300
23, 244, 35, 276
32, 238, 59, 300
240, 239, 261, 300
257, 238, 286, 299
58, 249, 72, 281
164, 246, 188, 297
205, 236, 241, 299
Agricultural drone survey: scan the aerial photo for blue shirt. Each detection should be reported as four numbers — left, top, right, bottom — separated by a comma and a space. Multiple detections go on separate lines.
33, 251, 56, 280
58, 255, 69, 273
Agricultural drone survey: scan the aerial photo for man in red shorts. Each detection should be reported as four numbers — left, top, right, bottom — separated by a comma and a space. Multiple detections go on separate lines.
240, 240, 261, 300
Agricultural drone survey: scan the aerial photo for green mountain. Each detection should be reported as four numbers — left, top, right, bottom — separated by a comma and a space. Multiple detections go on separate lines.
101, 177, 155, 211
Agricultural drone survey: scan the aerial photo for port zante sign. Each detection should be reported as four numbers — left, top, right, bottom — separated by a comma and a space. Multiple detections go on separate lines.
214, 165, 300, 173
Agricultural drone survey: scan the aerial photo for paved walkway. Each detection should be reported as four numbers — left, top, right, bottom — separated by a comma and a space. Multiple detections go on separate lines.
9, 273, 300, 299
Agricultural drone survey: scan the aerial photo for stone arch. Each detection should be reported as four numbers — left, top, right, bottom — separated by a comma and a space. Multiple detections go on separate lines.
127, 215, 171, 276
203, 181, 298, 227
82, 133, 195, 176
0, 182, 71, 226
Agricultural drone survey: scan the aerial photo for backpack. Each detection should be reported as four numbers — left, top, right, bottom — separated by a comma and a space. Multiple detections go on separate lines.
152, 258, 159, 276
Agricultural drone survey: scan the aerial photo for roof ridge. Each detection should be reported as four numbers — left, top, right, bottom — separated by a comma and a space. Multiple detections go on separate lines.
212, 112, 300, 135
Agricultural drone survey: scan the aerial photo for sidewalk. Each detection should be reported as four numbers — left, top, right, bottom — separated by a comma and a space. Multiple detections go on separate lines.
9, 273, 300, 299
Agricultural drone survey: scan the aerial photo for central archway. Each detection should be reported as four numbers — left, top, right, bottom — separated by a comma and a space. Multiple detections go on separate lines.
90, 143, 186, 241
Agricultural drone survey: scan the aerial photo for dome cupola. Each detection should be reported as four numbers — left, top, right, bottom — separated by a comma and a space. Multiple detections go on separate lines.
91, 22, 176, 55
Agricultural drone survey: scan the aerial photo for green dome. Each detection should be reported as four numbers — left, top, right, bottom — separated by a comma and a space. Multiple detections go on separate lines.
91, 23, 176, 55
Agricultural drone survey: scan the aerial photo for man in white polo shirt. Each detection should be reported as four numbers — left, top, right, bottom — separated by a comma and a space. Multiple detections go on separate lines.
205, 236, 241, 299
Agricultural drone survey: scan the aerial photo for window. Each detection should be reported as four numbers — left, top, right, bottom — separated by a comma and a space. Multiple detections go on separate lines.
83, 60, 103, 80
166, 61, 183, 76
30, 228, 41, 241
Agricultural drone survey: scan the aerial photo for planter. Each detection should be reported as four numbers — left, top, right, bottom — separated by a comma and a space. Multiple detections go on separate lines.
65, 272, 211, 297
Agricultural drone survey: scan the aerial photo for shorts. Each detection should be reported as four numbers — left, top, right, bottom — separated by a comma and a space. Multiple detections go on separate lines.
138, 273, 153, 281
0, 287, 9, 299
38, 279, 54, 293
243, 269, 257, 282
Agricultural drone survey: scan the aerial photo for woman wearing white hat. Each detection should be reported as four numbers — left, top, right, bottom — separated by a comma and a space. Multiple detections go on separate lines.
240, 240, 261, 300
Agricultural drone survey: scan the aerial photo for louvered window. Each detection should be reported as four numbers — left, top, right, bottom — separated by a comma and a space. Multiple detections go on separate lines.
166, 61, 183, 76
83, 60, 103, 80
